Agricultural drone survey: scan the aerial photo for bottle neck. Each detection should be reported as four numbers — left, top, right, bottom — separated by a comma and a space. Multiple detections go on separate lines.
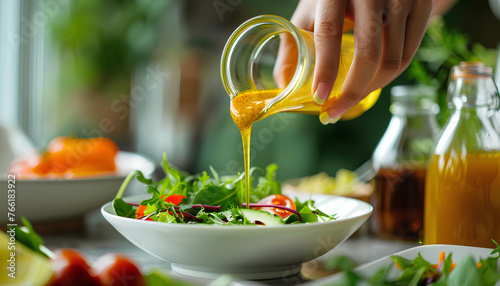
448, 75, 499, 110
391, 104, 439, 117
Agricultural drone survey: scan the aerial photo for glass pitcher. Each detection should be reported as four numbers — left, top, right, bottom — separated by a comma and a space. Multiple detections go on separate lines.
220, 15, 381, 123
371, 85, 440, 241
424, 62, 500, 248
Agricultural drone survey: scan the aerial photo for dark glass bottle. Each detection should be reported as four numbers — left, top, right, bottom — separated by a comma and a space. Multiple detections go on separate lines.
371, 85, 440, 241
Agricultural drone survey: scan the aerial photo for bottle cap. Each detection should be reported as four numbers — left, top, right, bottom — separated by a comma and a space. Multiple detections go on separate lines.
452, 62, 493, 78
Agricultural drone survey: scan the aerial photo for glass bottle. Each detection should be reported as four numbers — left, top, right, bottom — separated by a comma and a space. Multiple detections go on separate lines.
371, 85, 440, 241
424, 62, 500, 248
220, 15, 381, 122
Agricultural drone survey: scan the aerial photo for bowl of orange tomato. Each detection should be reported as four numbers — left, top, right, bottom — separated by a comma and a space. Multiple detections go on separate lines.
1, 137, 155, 223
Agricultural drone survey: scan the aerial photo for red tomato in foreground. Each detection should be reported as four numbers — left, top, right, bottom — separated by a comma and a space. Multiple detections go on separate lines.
135, 194, 185, 219
92, 254, 145, 286
46, 249, 100, 286
255, 194, 296, 219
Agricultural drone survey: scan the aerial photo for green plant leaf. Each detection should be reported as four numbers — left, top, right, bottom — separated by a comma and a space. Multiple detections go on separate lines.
14, 217, 54, 259
113, 198, 136, 218
447, 256, 481, 286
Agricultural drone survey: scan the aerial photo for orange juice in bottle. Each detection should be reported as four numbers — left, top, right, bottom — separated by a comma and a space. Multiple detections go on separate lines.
424, 62, 500, 247
221, 15, 381, 206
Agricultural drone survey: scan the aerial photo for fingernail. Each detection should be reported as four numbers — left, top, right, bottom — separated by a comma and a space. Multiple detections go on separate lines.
313, 81, 333, 105
319, 109, 342, 125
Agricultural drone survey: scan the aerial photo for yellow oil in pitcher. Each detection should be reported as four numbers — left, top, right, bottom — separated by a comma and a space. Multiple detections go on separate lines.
222, 15, 381, 206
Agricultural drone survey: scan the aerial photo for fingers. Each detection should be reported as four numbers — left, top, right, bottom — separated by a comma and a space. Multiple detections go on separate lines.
320, 0, 433, 125
312, 0, 347, 105
401, 0, 433, 71
290, 0, 317, 30
320, 0, 383, 124
273, 0, 316, 88
363, 2, 408, 94
274, 34, 299, 89
364, 0, 432, 93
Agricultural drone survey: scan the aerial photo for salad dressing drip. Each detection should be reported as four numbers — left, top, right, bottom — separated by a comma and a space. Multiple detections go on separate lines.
230, 89, 280, 207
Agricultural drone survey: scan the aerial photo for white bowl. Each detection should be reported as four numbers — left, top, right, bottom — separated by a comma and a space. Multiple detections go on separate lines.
0, 152, 155, 223
101, 192, 373, 280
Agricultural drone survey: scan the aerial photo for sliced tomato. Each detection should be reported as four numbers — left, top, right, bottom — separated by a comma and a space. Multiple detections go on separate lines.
135, 194, 185, 219
255, 194, 296, 219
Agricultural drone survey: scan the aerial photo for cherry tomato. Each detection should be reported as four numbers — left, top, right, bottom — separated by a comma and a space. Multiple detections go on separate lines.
92, 254, 145, 286
255, 194, 296, 219
46, 248, 100, 286
135, 194, 186, 219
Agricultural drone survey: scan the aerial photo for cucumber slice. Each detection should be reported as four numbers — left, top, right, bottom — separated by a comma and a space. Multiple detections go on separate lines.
240, 209, 284, 226
219, 209, 284, 225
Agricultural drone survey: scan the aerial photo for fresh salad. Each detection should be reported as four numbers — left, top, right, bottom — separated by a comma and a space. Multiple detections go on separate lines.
326, 240, 500, 285
113, 154, 336, 225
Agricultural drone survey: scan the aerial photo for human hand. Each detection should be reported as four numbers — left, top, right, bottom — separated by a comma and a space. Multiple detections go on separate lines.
275, 0, 433, 124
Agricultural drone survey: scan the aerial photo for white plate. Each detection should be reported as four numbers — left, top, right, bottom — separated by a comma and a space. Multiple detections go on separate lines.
0, 152, 155, 223
101, 192, 373, 280
306, 244, 500, 285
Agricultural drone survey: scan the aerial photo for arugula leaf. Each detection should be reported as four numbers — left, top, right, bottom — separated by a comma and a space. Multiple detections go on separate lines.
15, 217, 54, 259
391, 255, 414, 270
251, 164, 281, 203
198, 171, 210, 188
192, 183, 238, 210
491, 239, 500, 256
389, 253, 437, 285
307, 201, 336, 221
294, 198, 311, 211
477, 256, 500, 286
368, 264, 392, 286
324, 256, 361, 286
447, 256, 481, 286
113, 169, 153, 217
209, 166, 221, 184
115, 170, 153, 199
408, 266, 427, 286
113, 198, 136, 218
297, 205, 318, 223
441, 253, 454, 276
